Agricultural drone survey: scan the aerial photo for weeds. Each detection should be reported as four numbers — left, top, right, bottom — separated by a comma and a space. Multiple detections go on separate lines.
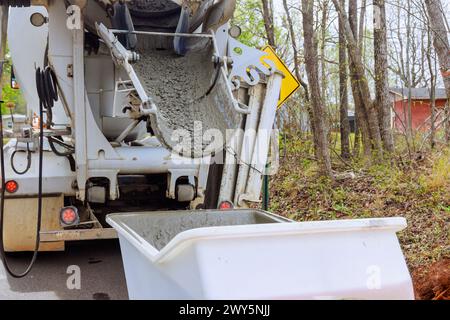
271, 136, 450, 276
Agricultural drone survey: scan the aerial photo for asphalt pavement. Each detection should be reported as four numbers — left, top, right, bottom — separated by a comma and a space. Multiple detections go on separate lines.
0, 240, 129, 300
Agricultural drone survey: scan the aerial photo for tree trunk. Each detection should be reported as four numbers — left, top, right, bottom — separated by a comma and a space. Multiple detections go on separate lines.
282, 0, 316, 154
425, 0, 450, 142
332, 0, 384, 158
261, 0, 276, 47
406, 0, 414, 143
282, 0, 310, 100
348, 0, 371, 157
422, 0, 437, 149
301, 0, 333, 178
338, 0, 351, 159
429, 59, 437, 149
358, 0, 366, 48
373, 0, 395, 153
320, 1, 329, 103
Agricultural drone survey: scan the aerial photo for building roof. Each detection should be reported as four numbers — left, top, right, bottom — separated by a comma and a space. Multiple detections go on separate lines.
389, 87, 448, 100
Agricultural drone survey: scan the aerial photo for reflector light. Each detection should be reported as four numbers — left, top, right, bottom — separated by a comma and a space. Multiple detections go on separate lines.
5, 180, 18, 194
60, 206, 79, 226
219, 201, 234, 210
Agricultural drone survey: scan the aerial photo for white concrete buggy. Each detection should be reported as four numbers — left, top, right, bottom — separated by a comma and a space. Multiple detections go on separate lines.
0, 0, 413, 299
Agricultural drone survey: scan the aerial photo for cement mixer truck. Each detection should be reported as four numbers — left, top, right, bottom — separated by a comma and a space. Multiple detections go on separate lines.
0, 0, 414, 299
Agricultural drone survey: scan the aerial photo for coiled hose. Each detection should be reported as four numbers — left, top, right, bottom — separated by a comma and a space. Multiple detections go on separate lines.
10, 143, 32, 175
36, 66, 74, 159
0, 98, 44, 278
36, 66, 58, 127
0, 65, 61, 278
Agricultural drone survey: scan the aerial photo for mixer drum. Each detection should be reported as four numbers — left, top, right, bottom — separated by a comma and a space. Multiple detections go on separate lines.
127, 0, 182, 30
128, 0, 181, 18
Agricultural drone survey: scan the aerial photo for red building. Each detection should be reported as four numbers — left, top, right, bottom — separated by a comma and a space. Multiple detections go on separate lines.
390, 88, 448, 131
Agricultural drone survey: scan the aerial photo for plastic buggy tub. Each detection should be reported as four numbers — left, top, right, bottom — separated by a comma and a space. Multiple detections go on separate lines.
106, 210, 414, 300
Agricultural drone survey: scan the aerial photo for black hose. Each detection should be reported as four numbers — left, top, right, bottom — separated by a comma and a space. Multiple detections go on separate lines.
10, 143, 32, 175
48, 136, 74, 157
36, 66, 58, 109
36, 67, 74, 160
0, 97, 44, 278
36, 66, 58, 127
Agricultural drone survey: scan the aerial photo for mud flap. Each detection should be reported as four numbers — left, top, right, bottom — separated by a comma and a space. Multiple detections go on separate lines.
3, 195, 65, 252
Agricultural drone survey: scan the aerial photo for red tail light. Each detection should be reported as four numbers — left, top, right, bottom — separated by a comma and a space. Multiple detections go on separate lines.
219, 201, 234, 210
60, 206, 79, 227
5, 180, 18, 194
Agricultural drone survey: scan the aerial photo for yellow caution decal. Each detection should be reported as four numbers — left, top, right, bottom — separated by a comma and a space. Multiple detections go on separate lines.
261, 46, 301, 108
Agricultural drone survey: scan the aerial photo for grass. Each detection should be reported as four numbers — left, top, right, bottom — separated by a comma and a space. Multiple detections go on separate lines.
268, 134, 449, 298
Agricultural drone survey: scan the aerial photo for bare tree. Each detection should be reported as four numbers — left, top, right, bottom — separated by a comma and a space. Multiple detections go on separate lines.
419, 0, 438, 149
338, 0, 351, 159
358, 0, 367, 48
388, 0, 428, 89
282, 0, 310, 100
282, 0, 317, 150
425, 0, 450, 142
320, 0, 330, 104
428, 50, 437, 149
261, 0, 276, 47
349, 0, 366, 156
333, 0, 384, 158
374, 0, 395, 152
301, 0, 333, 177
406, 0, 414, 143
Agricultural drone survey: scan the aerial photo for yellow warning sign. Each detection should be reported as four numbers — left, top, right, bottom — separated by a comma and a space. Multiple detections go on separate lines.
261, 46, 301, 108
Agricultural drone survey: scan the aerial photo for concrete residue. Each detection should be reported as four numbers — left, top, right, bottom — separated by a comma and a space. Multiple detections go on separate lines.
121, 210, 281, 250
133, 36, 241, 157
